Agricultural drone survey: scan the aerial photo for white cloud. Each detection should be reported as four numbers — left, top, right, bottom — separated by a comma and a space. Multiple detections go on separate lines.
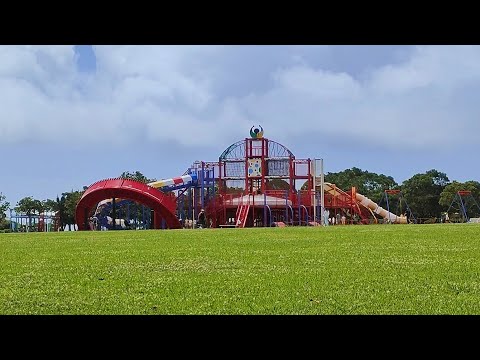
93, 45, 215, 110
273, 66, 362, 100
219, 46, 480, 150
1, 45, 480, 153
369, 45, 480, 94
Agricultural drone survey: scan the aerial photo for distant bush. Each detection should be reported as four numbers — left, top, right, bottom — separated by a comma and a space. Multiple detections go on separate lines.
0, 219, 10, 230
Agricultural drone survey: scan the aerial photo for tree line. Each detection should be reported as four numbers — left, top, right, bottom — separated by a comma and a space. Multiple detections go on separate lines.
321, 168, 480, 220
1, 168, 479, 230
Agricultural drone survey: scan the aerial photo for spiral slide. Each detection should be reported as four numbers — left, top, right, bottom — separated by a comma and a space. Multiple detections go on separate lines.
76, 174, 198, 230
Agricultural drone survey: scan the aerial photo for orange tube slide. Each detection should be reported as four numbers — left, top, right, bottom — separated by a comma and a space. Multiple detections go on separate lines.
322, 182, 407, 224
355, 192, 407, 224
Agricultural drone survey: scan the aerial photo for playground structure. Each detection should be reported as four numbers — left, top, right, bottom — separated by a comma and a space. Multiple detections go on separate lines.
446, 190, 480, 223
75, 126, 414, 230
86, 174, 197, 230
377, 190, 416, 224
9, 210, 61, 232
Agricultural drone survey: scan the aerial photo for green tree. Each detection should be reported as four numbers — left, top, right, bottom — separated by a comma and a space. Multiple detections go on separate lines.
120, 171, 156, 184
15, 196, 43, 231
0, 192, 9, 219
266, 179, 290, 190
0, 193, 10, 230
42, 198, 57, 212
401, 169, 450, 219
321, 167, 398, 204
58, 195, 67, 230
42, 196, 67, 230
62, 190, 84, 231
0, 218, 10, 231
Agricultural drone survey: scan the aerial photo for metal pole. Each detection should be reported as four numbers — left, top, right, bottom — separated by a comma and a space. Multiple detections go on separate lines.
313, 159, 316, 224
385, 192, 391, 223
320, 158, 325, 226
201, 161, 205, 210
285, 190, 288, 224
112, 198, 116, 230
193, 187, 196, 226
298, 190, 301, 225
264, 192, 267, 227
458, 194, 468, 222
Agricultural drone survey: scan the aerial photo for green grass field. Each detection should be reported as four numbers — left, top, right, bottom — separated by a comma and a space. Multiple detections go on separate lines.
1, 224, 479, 315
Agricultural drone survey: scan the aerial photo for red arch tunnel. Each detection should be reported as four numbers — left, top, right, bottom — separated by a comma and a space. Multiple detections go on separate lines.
75, 178, 182, 230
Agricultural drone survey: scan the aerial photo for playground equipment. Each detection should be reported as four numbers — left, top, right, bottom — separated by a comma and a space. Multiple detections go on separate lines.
90, 199, 151, 230
75, 178, 181, 230
75, 126, 412, 230
446, 190, 480, 223
319, 182, 409, 224
377, 189, 416, 224
9, 210, 61, 232
88, 174, 199, 230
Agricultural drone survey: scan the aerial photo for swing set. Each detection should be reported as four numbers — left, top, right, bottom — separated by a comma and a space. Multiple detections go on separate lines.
378, 190, 417, 224
446, 190, 480, 223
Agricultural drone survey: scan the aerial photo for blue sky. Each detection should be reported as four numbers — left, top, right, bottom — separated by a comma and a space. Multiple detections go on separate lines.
1, 45, 480, 213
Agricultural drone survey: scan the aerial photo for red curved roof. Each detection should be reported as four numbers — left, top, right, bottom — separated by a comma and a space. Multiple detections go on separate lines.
75, 178, 181, 230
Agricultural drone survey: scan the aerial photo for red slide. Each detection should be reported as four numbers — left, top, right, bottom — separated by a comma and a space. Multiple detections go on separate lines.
75, 178, 181, 230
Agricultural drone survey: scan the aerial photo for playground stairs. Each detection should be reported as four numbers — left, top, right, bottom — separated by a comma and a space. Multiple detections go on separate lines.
235, 194, 251, 228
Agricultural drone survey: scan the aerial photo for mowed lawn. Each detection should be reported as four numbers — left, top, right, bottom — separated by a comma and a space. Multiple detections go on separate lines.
1, 224, 480, 315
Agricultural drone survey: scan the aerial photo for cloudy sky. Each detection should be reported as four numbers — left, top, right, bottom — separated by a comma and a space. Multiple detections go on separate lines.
1, 45, 479, 212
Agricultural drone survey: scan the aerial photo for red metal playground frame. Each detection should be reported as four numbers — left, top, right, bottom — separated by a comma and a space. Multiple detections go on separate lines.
75, 127, 396, 230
